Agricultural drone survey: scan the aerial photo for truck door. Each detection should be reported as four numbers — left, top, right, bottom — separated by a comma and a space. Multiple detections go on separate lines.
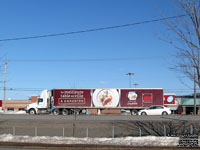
37, 98, 45, 108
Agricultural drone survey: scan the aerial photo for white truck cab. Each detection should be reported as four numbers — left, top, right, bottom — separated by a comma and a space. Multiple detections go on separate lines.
27, 90, 50, 114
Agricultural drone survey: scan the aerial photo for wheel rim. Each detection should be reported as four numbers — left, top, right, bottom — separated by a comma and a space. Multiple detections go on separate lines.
162, 112, 167, 115
141, 112, 146, 115
29, 109, 35, 115
53, 109, 59, 115
62, 109, 68, 115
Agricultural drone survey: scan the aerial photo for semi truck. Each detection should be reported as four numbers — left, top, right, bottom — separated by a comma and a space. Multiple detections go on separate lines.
26, 88, 165, 115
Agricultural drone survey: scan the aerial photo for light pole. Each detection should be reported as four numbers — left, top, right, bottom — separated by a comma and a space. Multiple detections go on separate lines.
133, 83, 139, 88
126, 72, 134, 88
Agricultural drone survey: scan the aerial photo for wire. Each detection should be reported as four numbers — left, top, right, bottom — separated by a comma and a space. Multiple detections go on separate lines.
6, 56, 170, 62
0, 87, 44, 92
0, 87, 198, 92
0, 14, 187, 42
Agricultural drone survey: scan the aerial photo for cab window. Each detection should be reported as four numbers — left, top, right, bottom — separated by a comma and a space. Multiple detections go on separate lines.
38, 98, 43, 103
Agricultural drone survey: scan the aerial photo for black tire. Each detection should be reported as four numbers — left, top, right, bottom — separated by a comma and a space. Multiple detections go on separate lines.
141, 112, 147, 115
131, 110, 136, 115
162, 111, 168, 115
29, 109, 36, 115
53, 109, 60, 115
62, 109, 69, 115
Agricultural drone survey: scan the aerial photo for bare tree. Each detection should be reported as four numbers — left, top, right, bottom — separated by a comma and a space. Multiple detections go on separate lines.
117, 121, 200, 137
161, 0, 200, 114
163, 0, 200, 86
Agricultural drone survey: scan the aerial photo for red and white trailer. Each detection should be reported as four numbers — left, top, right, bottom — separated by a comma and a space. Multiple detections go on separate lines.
27, 88, 165, 115
0, 100, 2, 108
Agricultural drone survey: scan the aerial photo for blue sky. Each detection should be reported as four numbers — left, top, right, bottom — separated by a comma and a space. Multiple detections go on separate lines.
0, 0, 195, 99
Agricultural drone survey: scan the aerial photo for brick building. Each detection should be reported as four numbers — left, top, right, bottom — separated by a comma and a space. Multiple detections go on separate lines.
2, 96, 38, 112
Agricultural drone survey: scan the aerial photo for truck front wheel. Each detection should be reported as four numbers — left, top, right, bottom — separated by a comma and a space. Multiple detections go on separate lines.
29, 109, 36, 115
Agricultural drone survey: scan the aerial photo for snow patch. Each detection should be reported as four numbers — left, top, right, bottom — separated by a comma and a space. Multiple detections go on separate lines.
0, 111, 26, 114
14, 111, 27, 114
0, 134, 180, 146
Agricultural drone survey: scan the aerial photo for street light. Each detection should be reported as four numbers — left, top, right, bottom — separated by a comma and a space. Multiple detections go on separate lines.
126, 72, 134, 88
133, 83, 139, 88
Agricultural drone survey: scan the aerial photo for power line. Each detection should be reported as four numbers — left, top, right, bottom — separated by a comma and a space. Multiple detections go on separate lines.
0, 87, 198, 92
6, 56, 170, 62
0, 14, 187, 42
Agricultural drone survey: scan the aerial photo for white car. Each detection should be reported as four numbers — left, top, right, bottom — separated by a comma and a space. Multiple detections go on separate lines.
138, 106, 171, 115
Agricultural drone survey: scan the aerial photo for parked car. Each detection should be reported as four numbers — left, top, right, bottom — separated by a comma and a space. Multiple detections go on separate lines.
137, 106, 171, 115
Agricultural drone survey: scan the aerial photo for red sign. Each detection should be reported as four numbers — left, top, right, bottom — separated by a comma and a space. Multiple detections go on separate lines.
53, 89, 91, 107
143, 94, 152, 101
0, 100, 2, 107
164, 94, 175, 105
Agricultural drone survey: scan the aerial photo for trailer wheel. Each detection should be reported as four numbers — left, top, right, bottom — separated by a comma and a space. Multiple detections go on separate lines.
141, 112, 147, 115
62, 109, 69, 115
131, 110, 137, 115
81, 109, 87, 114
29, 109, 36, 115
53, 109, 60, 115
162, 111, 168, 115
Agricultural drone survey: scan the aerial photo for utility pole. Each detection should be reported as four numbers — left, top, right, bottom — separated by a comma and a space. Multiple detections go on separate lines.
3, 60, 7, 112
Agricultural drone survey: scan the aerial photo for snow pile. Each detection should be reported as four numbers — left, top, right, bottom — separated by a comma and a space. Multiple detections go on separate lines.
14, 111, 27, 114
0, 111, 26, 114
0, 134, 179, 146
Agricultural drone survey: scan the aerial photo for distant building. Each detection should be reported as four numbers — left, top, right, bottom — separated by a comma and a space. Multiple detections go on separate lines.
176, 95, 200, 115
2, 96, 39, 112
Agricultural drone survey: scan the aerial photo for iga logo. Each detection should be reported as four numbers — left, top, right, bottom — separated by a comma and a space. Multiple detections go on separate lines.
128, 91, 138, 101
167, 96, 174, 103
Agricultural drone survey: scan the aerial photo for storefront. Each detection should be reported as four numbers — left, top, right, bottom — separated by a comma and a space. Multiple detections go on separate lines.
180, 97, 200, 115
